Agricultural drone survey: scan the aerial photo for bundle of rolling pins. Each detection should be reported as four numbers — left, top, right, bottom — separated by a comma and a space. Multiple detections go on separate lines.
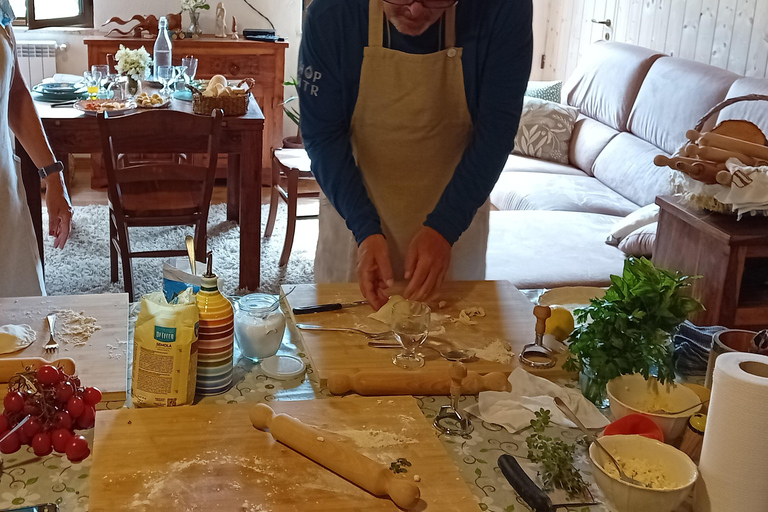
654, 129, 768, 186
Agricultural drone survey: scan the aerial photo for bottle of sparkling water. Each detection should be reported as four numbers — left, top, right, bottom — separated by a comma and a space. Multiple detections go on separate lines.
153, 16, 172, 79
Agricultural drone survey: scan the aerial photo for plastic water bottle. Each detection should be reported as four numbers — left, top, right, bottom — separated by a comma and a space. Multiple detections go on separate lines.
153, 16, 172, 79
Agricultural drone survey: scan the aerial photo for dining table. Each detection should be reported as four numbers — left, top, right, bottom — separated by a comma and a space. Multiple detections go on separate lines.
18, 95, 265, 291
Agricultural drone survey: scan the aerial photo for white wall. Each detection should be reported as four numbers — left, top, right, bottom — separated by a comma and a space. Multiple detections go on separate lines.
15, 0, 303, 136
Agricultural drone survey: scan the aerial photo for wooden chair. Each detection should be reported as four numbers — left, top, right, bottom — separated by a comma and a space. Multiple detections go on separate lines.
98, 109, 223, 301
264, 148, 319, 266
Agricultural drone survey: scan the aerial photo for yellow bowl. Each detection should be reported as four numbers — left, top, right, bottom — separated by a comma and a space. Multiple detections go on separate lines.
607, 374, 702, 442
589, 435, 698, 512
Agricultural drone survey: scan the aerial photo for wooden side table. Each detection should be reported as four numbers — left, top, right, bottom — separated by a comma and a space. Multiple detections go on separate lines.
654, 195, 768, 330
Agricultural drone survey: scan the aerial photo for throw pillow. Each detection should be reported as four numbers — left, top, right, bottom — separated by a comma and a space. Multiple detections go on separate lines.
619, 222, 657, 257
513, 97, 579, 164
525, 80, 562, 103
606, 204, 660, 246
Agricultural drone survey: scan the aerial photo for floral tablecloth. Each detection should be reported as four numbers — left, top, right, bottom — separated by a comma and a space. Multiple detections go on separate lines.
0, 302, 692, 512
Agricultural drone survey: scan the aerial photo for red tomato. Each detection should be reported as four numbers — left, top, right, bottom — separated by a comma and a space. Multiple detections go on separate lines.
36, 365, 61, 386
76, 406, 96, 430
51, 428, 73, 453
0, 432, 21, 454
21, 417, 42, 439
0, 415, 8, 432
67, 397, 85, 418
32, 432, 52, 456
57, 367, 72, 381
3, 391, 24, 414
54, 411, 73, 430
65, 435, 90, 462
55, 381, 74, 403
17, 429, 31, 446
83, 387, 102, 406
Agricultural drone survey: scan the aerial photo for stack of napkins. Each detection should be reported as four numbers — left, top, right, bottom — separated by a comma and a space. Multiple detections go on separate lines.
715, 159, 768, 217
464, 368, 609, 432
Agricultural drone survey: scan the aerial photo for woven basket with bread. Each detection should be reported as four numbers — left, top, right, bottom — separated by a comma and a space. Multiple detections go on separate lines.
654, 95, 768, 217
188, 75, 254, 117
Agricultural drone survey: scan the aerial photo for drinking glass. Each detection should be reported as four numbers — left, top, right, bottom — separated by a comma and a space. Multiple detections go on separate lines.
391, 300, 431, 369
91, 65, 110, 98
172, 65, 187, 94
181, 56, 198, 82
83, 70, 102, 99
156, 65, 173, 96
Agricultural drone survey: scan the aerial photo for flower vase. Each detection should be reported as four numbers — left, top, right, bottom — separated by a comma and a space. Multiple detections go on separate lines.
579, 361, 610, 408
188, 11, 203, 37
124, 77, 141, 99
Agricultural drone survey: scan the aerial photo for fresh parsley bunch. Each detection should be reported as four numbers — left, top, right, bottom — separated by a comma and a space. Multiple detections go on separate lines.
563, 257, 703, 403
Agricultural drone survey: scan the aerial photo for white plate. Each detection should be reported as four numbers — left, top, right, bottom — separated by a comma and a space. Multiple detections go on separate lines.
73, 99, 137, 116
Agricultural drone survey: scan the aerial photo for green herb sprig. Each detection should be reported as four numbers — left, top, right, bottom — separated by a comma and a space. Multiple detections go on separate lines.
525, 409, 590, 499
563, 257, 703, 403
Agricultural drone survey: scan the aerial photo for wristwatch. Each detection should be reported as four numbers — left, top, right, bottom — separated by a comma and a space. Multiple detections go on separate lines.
38, 161, 65, 179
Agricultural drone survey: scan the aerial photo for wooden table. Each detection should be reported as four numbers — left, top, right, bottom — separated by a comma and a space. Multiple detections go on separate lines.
654, 195, 768, 329
20, 97, 265, 290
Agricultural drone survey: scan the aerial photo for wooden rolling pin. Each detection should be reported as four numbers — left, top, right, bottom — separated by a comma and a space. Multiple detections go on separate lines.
250, 404, 421, 509
327, 369, 510, 396
0, 358, 76, 383
686, 144, 756, 166
688, 130, 768, 160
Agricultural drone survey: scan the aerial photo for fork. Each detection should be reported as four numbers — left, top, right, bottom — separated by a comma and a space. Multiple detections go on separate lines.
296, 324, 393, 340
44, 314, 58, 353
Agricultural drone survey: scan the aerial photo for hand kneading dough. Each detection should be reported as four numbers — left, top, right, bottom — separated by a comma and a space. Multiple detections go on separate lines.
368, 295, 406, 325
0, 324, 36, 354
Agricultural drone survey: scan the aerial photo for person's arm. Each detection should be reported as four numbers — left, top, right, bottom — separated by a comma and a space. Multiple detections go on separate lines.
7, 26, 73, 249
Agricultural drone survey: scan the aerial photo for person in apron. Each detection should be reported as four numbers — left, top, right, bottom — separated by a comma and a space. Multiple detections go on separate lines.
0, 2, 73, 297
299, 0, 532, 309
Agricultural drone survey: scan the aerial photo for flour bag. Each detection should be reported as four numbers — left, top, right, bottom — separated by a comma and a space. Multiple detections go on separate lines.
132, 289, 199, 407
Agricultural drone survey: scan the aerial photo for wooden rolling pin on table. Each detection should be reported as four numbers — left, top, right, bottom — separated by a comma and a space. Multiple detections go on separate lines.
327, 369, 510, 395
250, 403, 422, 510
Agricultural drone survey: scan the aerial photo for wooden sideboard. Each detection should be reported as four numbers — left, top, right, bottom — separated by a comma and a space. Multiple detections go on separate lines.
84, 36, 288, 183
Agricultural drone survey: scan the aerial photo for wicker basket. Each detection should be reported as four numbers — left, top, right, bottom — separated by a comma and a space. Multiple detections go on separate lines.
188, 79, 253, 117
672, 94, 768, 215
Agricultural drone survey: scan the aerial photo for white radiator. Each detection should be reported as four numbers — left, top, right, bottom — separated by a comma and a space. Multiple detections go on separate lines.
15, 40, 58, 85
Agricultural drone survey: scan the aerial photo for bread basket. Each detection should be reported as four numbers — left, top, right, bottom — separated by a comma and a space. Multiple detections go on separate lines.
188, 78, 254, 117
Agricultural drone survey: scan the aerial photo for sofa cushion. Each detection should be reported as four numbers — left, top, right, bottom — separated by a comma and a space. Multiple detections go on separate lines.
569, 115, 620, 176
717, 77, 768, 138
525, 80, 562, 103
490, 171, 638, 216
618, 222, 657, 257
628, 56, 738, 155
593, 133, 675, 206
486, 210, 627, 288
513, 98, 580, 164
501, 154, 587, 177
563, 42, 664, 131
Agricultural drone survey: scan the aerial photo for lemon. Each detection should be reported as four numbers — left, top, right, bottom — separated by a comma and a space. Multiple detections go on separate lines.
545, 306, 575, 342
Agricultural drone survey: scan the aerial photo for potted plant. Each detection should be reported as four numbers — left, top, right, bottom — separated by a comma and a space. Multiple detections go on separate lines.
114, 45, 152, 98
281, 77, 303, 148
563, 257, 704, 406
181, 0, 210, 37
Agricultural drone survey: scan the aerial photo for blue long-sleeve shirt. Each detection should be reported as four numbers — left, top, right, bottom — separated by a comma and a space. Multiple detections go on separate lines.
298, 0, 533, 245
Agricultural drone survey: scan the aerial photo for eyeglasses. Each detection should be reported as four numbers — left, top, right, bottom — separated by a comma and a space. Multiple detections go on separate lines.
382, 0, 458, 9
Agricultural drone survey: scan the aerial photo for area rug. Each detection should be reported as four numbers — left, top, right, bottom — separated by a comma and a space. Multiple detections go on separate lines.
42, 203, 318, 297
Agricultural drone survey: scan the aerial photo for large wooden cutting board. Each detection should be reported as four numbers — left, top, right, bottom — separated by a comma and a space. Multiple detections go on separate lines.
283, 281, 571, 386
90, 397, 479, 511
0, 294, 129, 406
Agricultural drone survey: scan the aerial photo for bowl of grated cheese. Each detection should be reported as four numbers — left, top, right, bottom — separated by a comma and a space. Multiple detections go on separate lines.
589, 434, 698, 512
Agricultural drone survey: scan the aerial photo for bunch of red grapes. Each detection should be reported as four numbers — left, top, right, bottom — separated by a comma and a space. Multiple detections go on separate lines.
1, 365, 101, 463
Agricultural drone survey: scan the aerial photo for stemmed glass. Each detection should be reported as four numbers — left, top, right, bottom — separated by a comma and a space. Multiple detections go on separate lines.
156, 65, 173, 97
391, 300, 431, 369
91, 65, 110, 98
83, 70, 102, 99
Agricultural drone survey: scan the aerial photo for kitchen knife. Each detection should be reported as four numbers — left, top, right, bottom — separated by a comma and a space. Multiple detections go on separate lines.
497, 455, 598, 512
292, 300, 368, 315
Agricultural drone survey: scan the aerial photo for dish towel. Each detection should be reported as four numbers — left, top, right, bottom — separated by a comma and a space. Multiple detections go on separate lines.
673, 320, 725, 376
464, 368, 609, 433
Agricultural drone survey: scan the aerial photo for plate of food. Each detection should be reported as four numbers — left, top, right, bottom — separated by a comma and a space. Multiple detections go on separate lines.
135, 92, 171, 108
73, 99, 137, 116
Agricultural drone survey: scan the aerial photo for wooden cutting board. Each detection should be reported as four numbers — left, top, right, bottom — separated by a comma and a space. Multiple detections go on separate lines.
284, 281, 571, 386
0, 294, 129, 406
90, 397, 479, 511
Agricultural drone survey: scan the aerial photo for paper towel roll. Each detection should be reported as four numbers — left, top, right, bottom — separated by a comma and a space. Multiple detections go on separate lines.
694, 352, 768, 512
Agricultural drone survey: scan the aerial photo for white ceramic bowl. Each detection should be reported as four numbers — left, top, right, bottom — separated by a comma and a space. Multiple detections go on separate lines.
607, 374, 702, 442
589, 435, 698, 512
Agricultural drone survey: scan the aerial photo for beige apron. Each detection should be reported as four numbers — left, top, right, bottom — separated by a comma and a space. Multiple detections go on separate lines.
0, 24, 45, 297
315, 0, 490, 283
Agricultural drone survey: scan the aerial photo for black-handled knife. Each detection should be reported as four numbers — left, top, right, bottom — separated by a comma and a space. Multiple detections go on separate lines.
292, 300, 368, 315
497, 455, 598, 512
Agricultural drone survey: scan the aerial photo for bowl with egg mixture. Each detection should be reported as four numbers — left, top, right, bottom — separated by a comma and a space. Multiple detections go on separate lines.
606, 373, 702, 442
589, 434, 698, 512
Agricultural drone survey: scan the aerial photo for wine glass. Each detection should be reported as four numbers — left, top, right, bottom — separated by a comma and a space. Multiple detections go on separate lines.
83, 70, 102, 99
91, 65, 110, 98
156, 65, 173, 96
181, 56, 198, 82
391, 300, 431, 369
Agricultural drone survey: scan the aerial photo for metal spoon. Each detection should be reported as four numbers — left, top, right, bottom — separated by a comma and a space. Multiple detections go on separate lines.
185, 235, 196, 275
650, 399, 709, 416
368, 340, 475, 362
554, 397, 645, 488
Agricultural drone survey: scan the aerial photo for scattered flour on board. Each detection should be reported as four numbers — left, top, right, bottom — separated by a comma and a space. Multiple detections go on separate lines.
242, 502, 267, 512
329, 428, 419, 448
472, 338, 512, 364
53, 310, 101, 346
